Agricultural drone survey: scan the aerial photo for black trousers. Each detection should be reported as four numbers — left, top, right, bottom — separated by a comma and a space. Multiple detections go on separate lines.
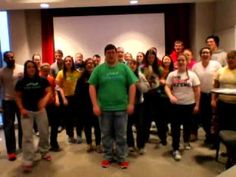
170, 104, 194, 150
127, 103, 145, 149
64, 96, 78, 138
199, 92, 213, 141
218, 100, 236, 131
2, 100, 22, 153
156, 96, 170, 144
47, 104, 60, 148
143, 92, 168, 145
83, 111, 101, 145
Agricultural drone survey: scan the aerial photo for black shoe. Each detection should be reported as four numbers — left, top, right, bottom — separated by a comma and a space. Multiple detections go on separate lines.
49, 147, 62, 152
209, 144, 217, 150
161, 140, 167, 146
204, 138, 213, 145
220, 152, 228, 157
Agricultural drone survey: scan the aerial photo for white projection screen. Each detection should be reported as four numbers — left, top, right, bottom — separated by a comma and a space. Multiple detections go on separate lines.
53, 13, 165, 61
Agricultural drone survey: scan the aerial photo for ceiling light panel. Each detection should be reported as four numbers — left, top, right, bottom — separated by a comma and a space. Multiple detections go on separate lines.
6, 0, 64, 3
130, 0, 139, 5
40, 3, 50, 8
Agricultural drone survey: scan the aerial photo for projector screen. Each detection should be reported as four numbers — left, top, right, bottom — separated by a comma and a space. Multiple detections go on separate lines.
53, 13, 165, 61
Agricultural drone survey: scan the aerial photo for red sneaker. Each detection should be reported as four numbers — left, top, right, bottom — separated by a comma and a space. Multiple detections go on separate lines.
101, 160, 111, 168
42, 154, 52, 161
8, 153, 17, 161
119, 161, 129, 169
22, 164, 33, 172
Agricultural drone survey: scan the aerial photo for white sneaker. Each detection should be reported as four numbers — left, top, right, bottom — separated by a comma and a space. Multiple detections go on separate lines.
173, 150, 181, 161
76, 136, 82, 144
184, 143, 191, 150
68, 137, 77, 144
128, 147, 135, 152
138, 148, 145, 155
33, 153, 42, 162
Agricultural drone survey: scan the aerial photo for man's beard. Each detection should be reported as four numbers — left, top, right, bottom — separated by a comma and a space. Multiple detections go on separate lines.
75, 63, 83, 68
7, 61, 15, 68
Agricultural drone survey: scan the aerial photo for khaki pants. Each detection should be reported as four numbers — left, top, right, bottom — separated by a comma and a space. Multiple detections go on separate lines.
21, 109, 49, 165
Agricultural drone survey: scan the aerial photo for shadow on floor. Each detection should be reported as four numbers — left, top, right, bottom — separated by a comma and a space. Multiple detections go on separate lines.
195, 154, 215, 162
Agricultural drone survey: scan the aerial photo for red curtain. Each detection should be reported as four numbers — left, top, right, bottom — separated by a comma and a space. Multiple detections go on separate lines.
41, 10, 54, 64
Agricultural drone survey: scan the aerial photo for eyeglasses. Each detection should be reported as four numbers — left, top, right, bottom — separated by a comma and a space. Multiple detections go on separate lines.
177, 59, 186, 62
7, 56, 14, 59
86, 62, 94, 65
227, 57, 236, 60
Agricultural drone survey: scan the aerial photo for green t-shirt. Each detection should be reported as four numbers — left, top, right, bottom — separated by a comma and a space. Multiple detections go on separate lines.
88, 62, 138, 111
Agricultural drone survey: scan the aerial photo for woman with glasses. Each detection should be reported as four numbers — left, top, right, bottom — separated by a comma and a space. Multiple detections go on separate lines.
74, 58, 102, 153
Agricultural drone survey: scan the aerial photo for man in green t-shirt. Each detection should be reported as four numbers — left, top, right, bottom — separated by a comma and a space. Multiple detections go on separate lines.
88, 44, 138, 169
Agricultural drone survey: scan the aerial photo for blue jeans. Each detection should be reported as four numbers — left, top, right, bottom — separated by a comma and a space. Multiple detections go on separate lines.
99, 111, 128, 162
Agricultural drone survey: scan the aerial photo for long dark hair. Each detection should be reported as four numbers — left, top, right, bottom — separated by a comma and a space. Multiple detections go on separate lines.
62, 55, 76, 79
23, 60, 39, 79
161, 55, 174, 71
136, 52, 145, 66
144, 49, 161, 76
82, 58, 95, 80
161, 55, 174, 79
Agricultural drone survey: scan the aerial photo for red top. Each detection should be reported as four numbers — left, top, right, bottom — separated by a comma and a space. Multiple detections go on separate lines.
39, 72, 56, 104
187, 59, 197, 70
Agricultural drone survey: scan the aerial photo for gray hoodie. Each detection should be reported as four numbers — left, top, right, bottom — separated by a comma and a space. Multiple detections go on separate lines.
211, 49, 227, 66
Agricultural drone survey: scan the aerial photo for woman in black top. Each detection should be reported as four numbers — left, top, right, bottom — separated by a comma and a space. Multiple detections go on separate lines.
74, 58, 102, 153
15, 60, 52, 172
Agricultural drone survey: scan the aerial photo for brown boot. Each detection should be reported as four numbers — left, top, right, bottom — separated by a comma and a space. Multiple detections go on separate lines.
87, 144, 94, 153
190, 133, 198, 142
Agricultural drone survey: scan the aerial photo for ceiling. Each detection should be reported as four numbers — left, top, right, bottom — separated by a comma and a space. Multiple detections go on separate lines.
0, 0, 215, 10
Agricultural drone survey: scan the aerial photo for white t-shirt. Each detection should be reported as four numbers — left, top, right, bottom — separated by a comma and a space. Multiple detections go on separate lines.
0, 64, 23, 100
192, 60, 221, 93
166, 70, 200, 105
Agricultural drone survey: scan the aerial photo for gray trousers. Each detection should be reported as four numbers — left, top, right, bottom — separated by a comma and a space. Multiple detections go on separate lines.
21, 109, 49, 165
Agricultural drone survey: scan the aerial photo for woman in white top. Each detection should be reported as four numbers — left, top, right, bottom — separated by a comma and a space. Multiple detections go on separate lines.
165, 54, 200, 161
192, 47, 221, 146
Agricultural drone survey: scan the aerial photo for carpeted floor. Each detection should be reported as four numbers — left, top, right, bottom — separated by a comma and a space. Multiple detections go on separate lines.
0, 125, 226, 177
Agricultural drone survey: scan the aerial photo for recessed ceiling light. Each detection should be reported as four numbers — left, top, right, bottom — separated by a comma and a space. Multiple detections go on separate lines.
130, 0, 139, 5
40, 3, 50, 8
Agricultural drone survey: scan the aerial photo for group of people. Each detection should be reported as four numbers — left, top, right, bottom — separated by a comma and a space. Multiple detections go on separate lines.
0, 34, 236, 172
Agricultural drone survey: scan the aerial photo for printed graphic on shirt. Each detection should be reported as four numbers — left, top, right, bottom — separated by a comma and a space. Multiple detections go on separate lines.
24, 82, 41, 90
66, 75, 78, 81
172, 75, 192, 87
103, 71, 123, 81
